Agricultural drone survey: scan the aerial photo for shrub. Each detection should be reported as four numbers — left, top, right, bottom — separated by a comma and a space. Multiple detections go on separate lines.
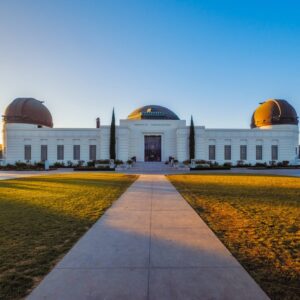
236, 160, 245, 166
115, 159, 124, 165
195, 159, 208, 164
95, 159, 110, 164
15, 161, 27, 169
87, 161, 95, 167
76, 160, 85, 167
255, 162, 267, 167
223, 162, 232, 167
35, 161, 45, 168
52, 162, 65, 168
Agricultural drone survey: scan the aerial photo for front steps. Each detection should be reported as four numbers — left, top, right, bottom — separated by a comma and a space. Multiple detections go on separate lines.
117, 161, 189, 174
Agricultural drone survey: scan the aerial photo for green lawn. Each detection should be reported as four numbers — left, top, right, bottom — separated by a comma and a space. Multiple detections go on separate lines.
168, 174, 300, 300
0, 173, 137, 300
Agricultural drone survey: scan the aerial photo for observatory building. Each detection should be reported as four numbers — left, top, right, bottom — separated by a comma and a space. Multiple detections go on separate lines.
1, 98, 299, 165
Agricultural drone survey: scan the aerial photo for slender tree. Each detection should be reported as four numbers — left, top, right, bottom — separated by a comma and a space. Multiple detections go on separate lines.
109, 108, 116, 160
189, 115, 195, 160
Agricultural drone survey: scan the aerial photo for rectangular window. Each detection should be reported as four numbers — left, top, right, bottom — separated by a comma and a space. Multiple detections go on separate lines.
73, 145, 80, 160
240, 145, 247, 160
89, 145, 96, 161
272, 145, 278, 160
24, 145, 31, 160
224, 145, 231, 160
256, 145, 263, 160
208, 145, 216, 160
57, 145, 64, 160
41, 145, 48, 161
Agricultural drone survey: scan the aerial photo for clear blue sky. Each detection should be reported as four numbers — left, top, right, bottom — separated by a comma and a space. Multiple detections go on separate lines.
1, 0, 300, 142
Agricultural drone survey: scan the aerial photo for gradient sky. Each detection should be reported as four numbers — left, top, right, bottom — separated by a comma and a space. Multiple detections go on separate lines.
1, 0, 300, 143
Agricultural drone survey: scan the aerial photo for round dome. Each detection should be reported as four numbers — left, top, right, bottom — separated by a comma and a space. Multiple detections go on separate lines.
251, 99, 298, 128
3, 98, 53, 128
128, 105, 180, 120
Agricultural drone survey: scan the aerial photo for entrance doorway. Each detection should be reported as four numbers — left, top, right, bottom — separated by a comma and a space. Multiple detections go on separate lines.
144, 135, 161, 162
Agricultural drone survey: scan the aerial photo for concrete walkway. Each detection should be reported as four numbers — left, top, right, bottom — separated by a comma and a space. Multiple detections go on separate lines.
28, 175, 268, 300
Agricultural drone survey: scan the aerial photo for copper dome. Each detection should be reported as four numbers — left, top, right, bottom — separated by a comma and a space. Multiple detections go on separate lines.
3, 98, 53, 128
128, 105, 180, 120
251, 99, 298, 128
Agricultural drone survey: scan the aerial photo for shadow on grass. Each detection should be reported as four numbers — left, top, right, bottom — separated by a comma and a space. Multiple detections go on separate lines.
0, 173, 137, 300
18, 174, 135, 187
0, 199, 91, 300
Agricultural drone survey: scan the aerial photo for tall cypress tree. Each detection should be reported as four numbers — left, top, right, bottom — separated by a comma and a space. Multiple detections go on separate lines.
189, 115, 195, 160
110, 108, 116, 160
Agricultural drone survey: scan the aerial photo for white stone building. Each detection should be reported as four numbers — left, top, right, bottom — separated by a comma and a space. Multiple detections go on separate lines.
1, 98, 299, 165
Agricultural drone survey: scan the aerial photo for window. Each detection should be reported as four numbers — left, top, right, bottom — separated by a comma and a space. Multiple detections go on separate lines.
224, 145, 231, 160
89, 145, 96, 161
57, 145, 64, 160
41, 145, 48, 161
256, 145, 263, 160
208, 145, 216, 160
271, 145, 278, 160
240, 145, 247, 160
73, 145, 80, 160
24, 145, 31, 160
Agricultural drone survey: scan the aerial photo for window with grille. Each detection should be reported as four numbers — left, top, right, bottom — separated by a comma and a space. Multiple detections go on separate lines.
73, 145, 80, 160
89, 145, 96, 161
271, 145, 278, 160
41, 145, 48, 161
208, 145, 216, 160
57, 145, 64, 160
224, 145, 231, 160
24, 145, 31, 160
256, 145, 263, 160
240, 145, 247, 160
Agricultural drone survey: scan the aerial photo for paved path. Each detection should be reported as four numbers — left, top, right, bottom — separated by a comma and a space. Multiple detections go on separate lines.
28, 175, 268, 300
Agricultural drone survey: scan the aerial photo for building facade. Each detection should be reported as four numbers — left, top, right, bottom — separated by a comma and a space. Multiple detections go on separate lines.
1, 98, 299, 165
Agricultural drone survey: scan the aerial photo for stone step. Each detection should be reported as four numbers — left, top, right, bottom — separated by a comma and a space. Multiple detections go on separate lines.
131, 162, 175, 170
116, 161, 190, 173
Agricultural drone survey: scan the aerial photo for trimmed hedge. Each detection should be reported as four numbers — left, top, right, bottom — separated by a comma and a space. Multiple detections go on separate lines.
74, 167, 115, 171
190, 166, 231, 171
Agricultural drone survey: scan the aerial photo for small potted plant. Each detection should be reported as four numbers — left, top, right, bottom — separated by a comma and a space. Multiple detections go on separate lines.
127, 159, 133, 168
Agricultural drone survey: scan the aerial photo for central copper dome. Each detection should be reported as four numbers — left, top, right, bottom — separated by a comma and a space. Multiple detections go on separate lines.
3, 98, 53, 128
128, 105, 180, 120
